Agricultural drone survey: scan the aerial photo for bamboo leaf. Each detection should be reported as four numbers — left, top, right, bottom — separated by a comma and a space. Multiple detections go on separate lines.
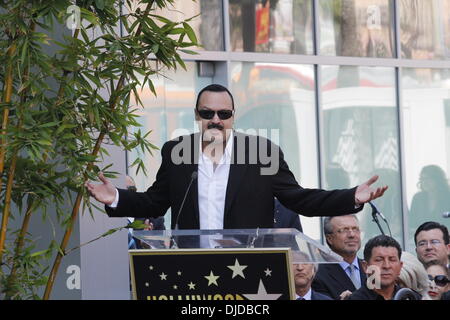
182, 22, 198, 44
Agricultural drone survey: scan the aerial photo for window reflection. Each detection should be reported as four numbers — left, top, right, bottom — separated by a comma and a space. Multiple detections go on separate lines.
229, 0, 314, 54
402, 68, 450, 250
230, 62, 320, 239
321, 66, 402, 245
399, 0, 450, 60
319, 0, 395, 57
133, 0, 224, 51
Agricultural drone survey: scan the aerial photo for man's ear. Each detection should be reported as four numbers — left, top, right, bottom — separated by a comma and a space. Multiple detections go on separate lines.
325, 234, 333, 247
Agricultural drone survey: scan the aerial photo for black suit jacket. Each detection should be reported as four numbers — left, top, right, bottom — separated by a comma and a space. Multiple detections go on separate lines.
311, 258, 367, 300
311, 290, 333, 300
274, 198, 303, 232
107, 132, 362, 229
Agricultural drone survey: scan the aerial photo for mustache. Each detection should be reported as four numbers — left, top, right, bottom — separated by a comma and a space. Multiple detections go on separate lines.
207, 123, 224, 130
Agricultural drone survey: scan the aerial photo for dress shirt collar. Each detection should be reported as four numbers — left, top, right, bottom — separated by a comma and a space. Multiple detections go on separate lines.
339, 257, 360, 272
296, 288, 312, 300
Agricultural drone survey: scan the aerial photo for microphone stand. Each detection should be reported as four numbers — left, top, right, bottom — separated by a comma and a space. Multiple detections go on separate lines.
370, 202, 385, 236
369, 201, 393, 237
171, 171, 198, 249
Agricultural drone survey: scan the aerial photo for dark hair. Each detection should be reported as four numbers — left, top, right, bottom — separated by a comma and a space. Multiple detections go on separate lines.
195, 84, 234, 110
414, 221, 449, 245
363, 235, 402, 262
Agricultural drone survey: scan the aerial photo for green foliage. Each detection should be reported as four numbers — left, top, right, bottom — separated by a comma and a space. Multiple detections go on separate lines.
0, 0, 198, 299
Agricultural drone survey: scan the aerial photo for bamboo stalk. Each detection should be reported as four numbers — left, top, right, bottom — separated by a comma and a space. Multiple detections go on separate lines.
42, 1, 154, 300
4, 196, 35, 299
0, 43, 16, 265
43, 132, 105, 300
0, 152, 18, 264
0, 43, 16, 183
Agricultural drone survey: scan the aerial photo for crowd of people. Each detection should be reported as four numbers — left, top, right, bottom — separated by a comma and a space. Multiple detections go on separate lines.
293, 218, 449, 300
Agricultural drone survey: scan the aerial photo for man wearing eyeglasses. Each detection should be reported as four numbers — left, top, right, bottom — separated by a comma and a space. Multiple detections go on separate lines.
86, 84, 387, 230
312, 215, 367, 299
414, 221, 450, 269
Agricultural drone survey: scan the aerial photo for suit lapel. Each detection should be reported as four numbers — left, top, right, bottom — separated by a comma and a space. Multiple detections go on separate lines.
358, 258, 367, 284
326, 263, 356, 291
223, 133, 247, 228
185, 133, 199, 228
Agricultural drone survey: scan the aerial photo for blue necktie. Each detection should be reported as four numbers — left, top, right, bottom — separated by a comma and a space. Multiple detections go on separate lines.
348, 264, 361, 289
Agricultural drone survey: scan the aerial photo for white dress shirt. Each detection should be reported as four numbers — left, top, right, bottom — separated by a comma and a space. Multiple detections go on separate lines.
296, 288, 312, 300
198, 132, 233, 230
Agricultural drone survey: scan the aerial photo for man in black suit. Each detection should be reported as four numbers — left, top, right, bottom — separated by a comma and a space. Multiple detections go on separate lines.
292, 260, 332, 300
312, 215, 367, 300
86, 84, 387, 229
274, 198, 303, 232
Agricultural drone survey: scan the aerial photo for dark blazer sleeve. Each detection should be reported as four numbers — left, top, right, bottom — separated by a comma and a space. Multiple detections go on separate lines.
311, 290, 333, 300
271, 143, 362, 216
105, 141, 173, 218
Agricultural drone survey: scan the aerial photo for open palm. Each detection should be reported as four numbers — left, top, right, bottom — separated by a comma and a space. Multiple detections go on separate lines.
85, 172, 117, 205
355, 175, 388, 205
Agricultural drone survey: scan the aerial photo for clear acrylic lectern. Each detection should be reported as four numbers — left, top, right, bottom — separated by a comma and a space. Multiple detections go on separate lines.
132, 228, 342, 264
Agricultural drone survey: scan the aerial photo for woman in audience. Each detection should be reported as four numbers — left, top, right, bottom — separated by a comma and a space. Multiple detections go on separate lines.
426, 262, 449, 300
397, 251, 431, 300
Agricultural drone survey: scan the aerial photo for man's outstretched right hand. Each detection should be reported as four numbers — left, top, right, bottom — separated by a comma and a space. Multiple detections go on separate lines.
85, 172, 117, 206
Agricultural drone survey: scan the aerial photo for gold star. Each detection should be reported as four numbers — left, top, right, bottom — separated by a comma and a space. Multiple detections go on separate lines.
188, 282, 196, 290
159, 272, 167, 280
204, 271, 220, 286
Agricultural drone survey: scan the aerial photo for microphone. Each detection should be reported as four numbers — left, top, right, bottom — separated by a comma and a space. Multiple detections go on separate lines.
369, 201, 387, 221
174, 171, 198, 230
393, 288, 419, 300
443, 212, 450, 218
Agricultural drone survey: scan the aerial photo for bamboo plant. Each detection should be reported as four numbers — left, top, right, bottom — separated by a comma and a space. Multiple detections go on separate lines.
0, 0, 198, 299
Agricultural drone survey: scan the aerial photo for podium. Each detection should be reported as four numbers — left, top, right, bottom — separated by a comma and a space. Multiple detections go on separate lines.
129, 228, 342, 300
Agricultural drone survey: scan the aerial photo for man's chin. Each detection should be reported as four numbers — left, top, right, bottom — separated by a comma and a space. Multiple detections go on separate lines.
204, 130, 225, 143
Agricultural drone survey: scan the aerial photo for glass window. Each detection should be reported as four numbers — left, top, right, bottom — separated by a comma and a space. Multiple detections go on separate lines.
319, 0, 395, 57
128, 0, 224, 51
229, 0, 314, 54
320, 66, 402, 247
230, 62, 320, 239
401, 68, 450, 251
399, 0, 450, 60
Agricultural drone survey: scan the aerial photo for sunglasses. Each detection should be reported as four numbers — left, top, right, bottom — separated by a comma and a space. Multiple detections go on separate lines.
197, 109, 234, 120
428, 275, 450, 287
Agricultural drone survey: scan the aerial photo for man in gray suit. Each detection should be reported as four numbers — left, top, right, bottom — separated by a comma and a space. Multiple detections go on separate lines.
312, 215, 367, 299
